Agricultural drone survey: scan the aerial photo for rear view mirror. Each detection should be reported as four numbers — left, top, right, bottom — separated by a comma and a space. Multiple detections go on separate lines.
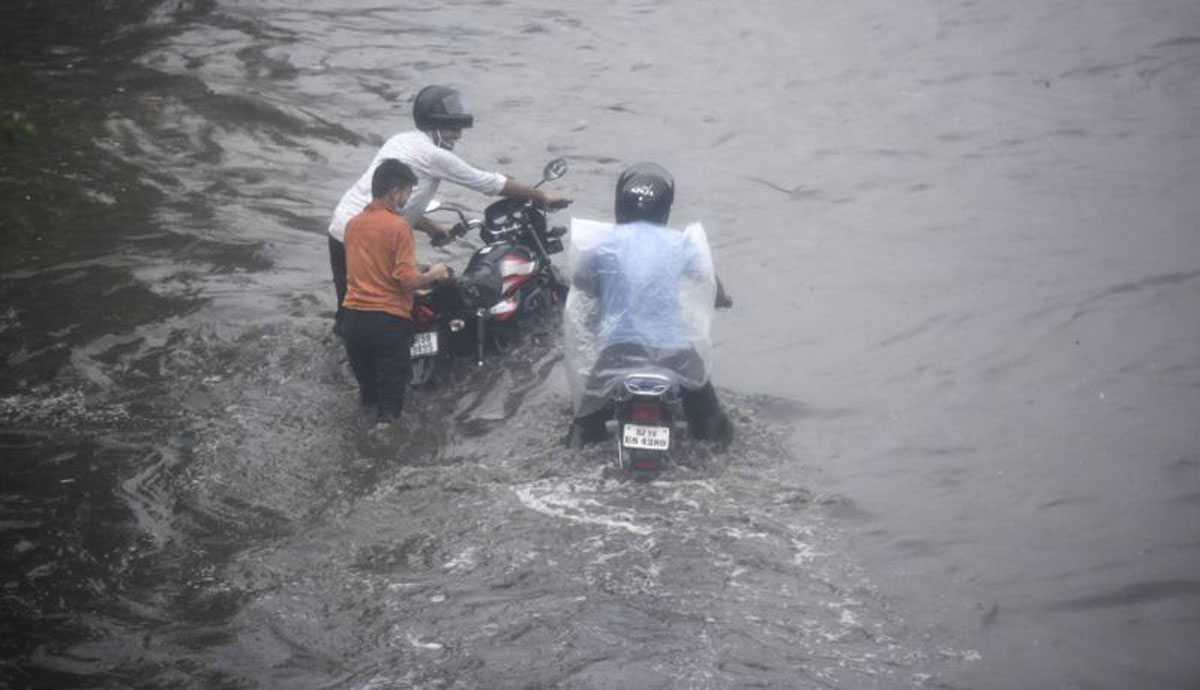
542, 158, 568, 183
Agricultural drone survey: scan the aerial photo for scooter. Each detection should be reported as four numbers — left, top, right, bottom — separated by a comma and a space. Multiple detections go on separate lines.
409, 158, 569, 386
569, 286, 733, 481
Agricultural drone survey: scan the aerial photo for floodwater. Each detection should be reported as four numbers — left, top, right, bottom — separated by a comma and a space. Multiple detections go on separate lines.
2, 0, 1199, 688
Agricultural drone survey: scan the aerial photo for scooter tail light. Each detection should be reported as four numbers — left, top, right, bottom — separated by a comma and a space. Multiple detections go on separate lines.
632, 458, 661, 472
630, 400, 663, 424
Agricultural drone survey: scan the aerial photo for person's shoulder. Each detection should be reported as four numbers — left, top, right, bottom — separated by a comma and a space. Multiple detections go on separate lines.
380, 130, 427, 156
342, 206, 371, 238
625, 220, 675, 238
386, 211, 414, 235
356, 207, 411, 240
348, 202, 377, 221
353, 203, 401, 225
386, 129, 422, 144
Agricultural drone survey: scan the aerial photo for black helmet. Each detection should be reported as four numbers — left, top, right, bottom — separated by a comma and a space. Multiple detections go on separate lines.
412, 85, 474, 131
615, 162, 674, 225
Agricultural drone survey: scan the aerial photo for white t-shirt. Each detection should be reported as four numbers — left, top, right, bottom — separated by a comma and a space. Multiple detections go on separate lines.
327, 130, 507, 241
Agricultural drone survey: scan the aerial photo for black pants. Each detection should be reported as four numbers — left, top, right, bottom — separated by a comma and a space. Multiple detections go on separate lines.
342, 309, 413, 422
329, 235, 347, 333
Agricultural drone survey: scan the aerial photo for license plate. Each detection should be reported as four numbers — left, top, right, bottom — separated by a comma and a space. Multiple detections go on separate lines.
622, 423, 670, 450
410, 331, 438, 357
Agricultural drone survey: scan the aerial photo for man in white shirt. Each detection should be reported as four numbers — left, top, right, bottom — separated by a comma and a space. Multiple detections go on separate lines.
328, 85, 570, 333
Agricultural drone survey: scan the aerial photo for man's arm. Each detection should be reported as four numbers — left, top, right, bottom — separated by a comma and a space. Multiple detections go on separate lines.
414, 263, 453, 288
391, 221, 453, 289
413, 214, 452, 246
425, 148, 571, 234
429, 146, 570, 207
499, 179, 572, 210
680, 228, 731, 308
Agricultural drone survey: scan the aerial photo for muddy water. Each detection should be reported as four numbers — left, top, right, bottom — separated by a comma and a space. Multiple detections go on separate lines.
2, 1, 1199, 688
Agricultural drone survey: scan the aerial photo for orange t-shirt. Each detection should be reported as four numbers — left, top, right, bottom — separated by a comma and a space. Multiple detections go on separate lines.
342, 200, 422, 319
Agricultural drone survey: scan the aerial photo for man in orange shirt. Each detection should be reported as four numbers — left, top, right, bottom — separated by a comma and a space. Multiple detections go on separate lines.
342, 159, 452, 431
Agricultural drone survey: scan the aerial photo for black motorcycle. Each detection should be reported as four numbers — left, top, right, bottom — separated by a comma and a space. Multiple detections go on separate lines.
409, 158, 569, 386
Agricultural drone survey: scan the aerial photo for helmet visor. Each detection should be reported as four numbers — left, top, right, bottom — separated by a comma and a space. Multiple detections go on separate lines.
435, 92, 473, 128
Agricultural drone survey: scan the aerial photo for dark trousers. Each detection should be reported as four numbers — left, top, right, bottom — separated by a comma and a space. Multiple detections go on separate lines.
329, 235, 347, 333
342, 309, 413, 422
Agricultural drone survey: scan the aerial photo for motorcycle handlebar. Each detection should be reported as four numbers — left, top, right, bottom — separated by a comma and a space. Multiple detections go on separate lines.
715, 277, 733, 309
449, 218, 484, 240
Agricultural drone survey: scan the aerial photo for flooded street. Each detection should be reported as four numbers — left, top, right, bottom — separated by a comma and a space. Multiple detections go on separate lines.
2, 1, 1199, 688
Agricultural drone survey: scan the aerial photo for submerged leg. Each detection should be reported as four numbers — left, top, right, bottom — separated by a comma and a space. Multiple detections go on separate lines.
329, 235, 348, 337
374, 316, 413, 423
343, 312, 379, 410
682, 382, 732, 444
566, 409, 609, 448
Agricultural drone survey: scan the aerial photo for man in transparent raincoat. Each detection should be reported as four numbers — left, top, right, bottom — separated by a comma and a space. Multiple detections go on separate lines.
563, 163, 732, 447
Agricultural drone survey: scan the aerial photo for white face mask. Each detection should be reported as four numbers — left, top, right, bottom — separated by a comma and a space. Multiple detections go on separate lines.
394, 190, 413, 214
432, 130, 457, 151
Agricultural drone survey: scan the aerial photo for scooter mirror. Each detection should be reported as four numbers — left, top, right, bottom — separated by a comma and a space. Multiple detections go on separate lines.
542, 158, 568, 183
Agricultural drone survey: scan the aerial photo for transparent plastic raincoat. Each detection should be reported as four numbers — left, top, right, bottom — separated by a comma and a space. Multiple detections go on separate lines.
563, 218, 717, 417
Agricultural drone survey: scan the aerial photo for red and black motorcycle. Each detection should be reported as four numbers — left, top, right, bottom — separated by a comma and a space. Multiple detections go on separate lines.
409, 158, 569, 386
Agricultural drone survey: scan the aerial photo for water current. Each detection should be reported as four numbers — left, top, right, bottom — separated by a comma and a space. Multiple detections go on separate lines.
2, 1, 1199, 688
